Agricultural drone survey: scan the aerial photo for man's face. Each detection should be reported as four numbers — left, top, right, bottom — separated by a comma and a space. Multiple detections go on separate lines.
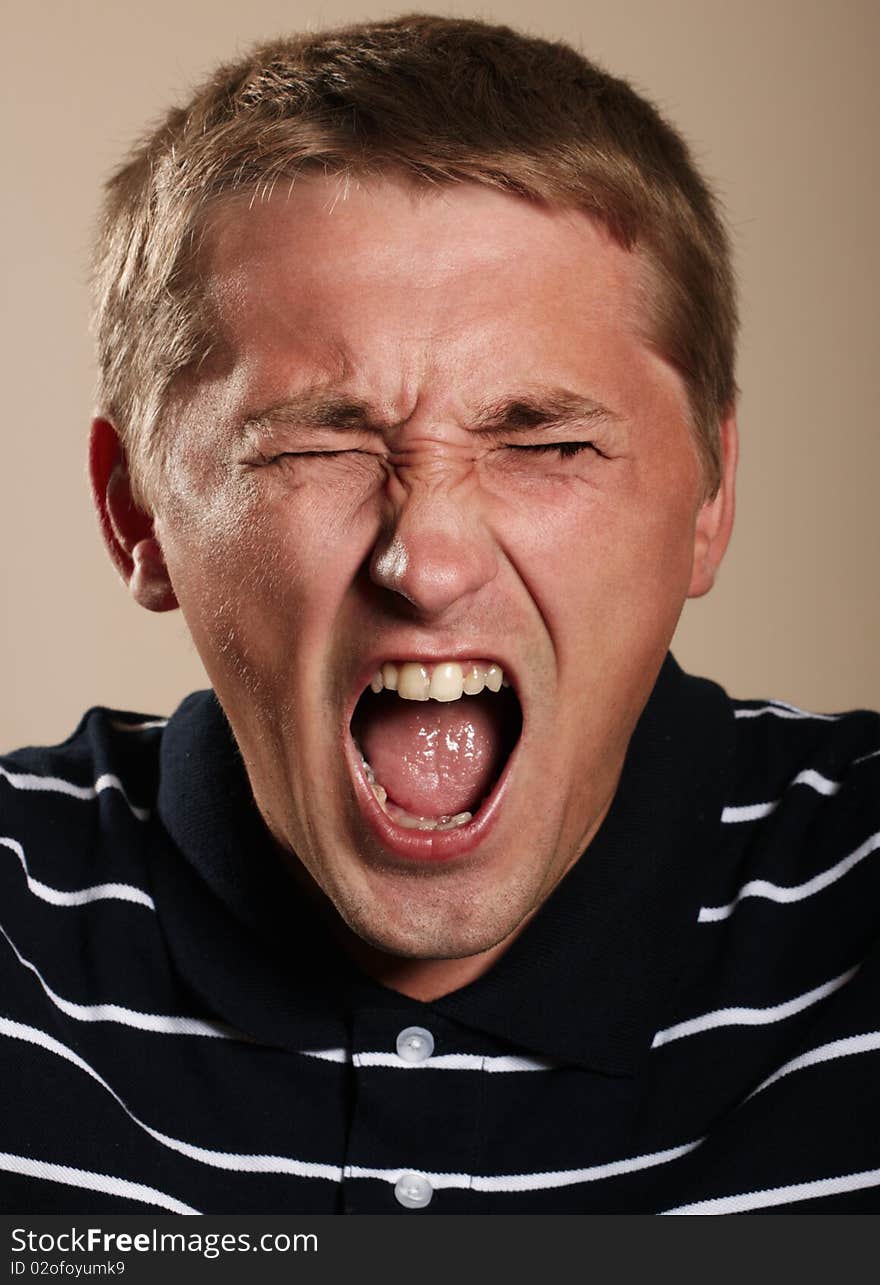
150, 175, 723, 963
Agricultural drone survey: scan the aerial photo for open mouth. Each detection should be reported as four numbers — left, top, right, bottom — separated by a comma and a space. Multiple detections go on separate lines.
348, 659, 523, 855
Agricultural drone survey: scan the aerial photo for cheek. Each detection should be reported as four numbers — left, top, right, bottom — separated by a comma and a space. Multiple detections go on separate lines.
159, 472, 378, 683
493, 470, 696, 652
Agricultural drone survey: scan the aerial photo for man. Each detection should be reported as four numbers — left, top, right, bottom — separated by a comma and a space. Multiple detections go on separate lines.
1, 15, 877, 1214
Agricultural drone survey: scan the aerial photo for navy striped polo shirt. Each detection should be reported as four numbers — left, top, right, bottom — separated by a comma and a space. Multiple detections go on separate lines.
1, 654, 878, 1214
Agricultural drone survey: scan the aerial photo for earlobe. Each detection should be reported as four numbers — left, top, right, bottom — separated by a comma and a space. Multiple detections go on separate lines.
89, 418, 179, 613
687, 412, 738, 600
129, 537, 179, 612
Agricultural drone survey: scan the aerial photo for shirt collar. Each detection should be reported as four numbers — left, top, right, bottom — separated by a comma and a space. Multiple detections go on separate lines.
151, 653, 734, 1074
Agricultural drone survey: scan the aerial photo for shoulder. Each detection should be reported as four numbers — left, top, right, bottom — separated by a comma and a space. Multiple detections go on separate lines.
727, 692, 879, 798
699, 686, 880, 945
721, 692, 879, 867
0, 705, 169, 895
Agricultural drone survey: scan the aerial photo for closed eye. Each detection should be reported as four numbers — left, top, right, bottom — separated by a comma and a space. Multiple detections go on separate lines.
272, 448, 376, 460
506, 441, 601, 459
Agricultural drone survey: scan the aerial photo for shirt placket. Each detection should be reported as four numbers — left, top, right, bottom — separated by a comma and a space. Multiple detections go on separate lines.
340, 1007, 487, 1213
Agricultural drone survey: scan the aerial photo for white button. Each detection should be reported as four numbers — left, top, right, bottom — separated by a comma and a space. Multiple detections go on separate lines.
396, 1025, 435, 1063
394, 1172, 433, 1209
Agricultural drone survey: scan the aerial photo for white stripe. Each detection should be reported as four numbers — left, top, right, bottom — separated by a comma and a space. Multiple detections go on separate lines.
0, 1017, 342, 1182
697, 905, 731, 924
0, 921, 234, 1038
471, 1141, 702, 1192
347, 1140, 702, 1193
651, 967, 858, 1048
720, 769, 840, 825
698, 902, 740, 923
661, 1166, 880, 1215
306, 1048, 554, 1071
301, 1047, 349, 1064
0, 764, 149, 821
0, 835, 155, 910
352, 1051, 555, 1072
793, 768, 841, 796
109, 718, 169, 733
744, 1030, 880, 1103
698, 828, 880, 922
0, 1151, 197, 1215
346, 1163, 473, 1189
853, 747, 880, 766
484, 1054, 555, 1073
734, 704, 839, 722
721, 801, 777, 823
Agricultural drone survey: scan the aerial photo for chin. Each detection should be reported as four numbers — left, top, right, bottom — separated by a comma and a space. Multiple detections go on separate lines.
323, 846, 545, 963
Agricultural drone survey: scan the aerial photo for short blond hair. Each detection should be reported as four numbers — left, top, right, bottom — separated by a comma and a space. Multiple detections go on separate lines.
92, 13, 737, 506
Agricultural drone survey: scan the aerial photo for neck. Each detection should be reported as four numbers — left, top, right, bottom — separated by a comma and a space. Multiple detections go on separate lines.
337, 930, 524, 1002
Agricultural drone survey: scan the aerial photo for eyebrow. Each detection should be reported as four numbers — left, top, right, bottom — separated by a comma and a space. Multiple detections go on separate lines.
240, 387, 620, 437
240, 392, 387, 434
472, 390, 620, 435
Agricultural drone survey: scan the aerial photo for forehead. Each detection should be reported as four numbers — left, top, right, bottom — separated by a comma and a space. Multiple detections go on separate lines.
194, 174, 682, 426
203, 175, 638, 323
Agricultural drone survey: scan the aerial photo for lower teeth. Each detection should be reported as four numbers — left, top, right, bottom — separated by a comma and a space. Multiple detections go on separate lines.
356, 745, 473, 831
393, 807, 473, 832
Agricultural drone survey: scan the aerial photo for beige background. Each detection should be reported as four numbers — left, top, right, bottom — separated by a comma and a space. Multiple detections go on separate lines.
2, 0, 877, 751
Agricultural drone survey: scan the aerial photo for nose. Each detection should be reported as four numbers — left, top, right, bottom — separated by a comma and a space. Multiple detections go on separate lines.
369, 475, 498, 619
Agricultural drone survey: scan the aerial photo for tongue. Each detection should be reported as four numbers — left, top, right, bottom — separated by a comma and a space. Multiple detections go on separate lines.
357, 692, 507, 817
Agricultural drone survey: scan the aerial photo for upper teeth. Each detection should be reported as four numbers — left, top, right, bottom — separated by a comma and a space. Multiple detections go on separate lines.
369, 660, 509, 701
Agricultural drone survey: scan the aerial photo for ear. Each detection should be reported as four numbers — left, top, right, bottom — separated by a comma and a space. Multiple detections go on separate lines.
687, 411, 738, 599
89, 418, 179, 613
